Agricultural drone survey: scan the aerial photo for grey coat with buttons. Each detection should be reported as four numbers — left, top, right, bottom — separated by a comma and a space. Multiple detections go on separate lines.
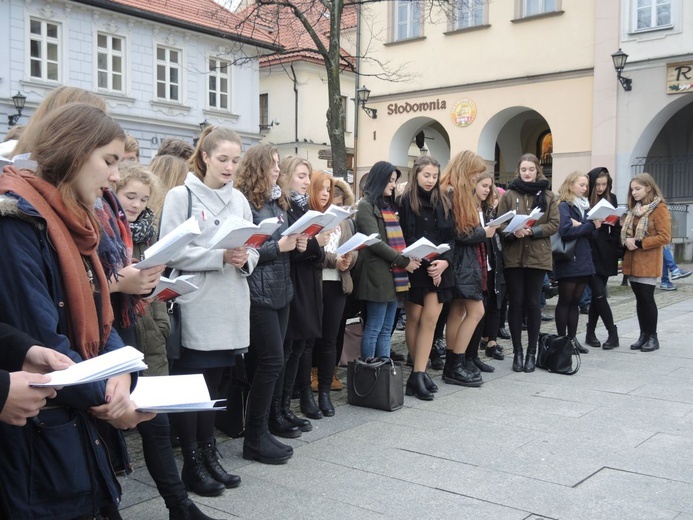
159, 173, 258, 352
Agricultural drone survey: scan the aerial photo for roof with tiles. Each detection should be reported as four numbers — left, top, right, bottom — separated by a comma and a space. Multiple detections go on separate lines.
79, 0, 280, 50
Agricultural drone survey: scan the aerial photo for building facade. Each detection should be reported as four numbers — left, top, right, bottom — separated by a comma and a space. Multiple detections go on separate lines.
0, 0, 277, 161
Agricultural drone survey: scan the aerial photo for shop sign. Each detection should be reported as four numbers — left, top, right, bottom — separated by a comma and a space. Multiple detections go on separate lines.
450, 98, 477, 127
387, 99, 447, 115
667, 61, 693, 94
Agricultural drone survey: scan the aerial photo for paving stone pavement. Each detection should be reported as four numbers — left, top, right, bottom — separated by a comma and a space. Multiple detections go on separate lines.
119, 266, 693, 519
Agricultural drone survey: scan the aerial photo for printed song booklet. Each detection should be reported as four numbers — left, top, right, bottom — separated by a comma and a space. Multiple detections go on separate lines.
208, 216, 282, 250
149, 275, 198, 302
504, 207, 544, 234
487, 210, 516, 227
334, 232, 380, 255
587, 199, 627, 225
135, 217, 200, 270
402, 237, 451, 260
130, 374, 226, 413
282, 206, 355, 238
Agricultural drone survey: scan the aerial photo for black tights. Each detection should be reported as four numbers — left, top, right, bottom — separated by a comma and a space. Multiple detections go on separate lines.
587, 275, 615, 331
555, 276, 588, 337
630, 281, 658, 334
505, 267, 546, 353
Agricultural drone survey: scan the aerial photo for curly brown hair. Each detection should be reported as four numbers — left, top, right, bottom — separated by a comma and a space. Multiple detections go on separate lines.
234, 144, 289, 210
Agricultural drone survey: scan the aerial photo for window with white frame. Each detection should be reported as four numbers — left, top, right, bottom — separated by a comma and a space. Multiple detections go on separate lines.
208, 58, 231, 110
523, 0, 557, 17
394, 0, 422, 41
97, 33, 125, 93
29, 18, 60, 82
455, 0, 486, 29
634, 0, 672, 30
156, 46, 181, 102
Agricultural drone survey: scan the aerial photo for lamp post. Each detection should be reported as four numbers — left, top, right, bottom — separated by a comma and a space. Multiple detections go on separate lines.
611, 49, 632, 91
8, 92, 27, 126
199, 119, 211, 132
356, 85, 377, 119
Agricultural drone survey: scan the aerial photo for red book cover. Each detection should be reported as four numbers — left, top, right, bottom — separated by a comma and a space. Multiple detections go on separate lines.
154, 288, 180, 302
245, 233, 271, 248
524, 219, 538, 228
604, 215, 620, 225
301, 223, 325, 238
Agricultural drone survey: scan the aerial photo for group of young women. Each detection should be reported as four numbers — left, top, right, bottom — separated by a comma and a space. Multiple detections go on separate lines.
0, 85, 672, 519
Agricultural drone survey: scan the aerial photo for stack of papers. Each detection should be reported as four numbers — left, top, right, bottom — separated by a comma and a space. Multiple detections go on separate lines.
33, 346, 147, 387
130, 374, 226, 413
334, 232, 380, 255
135, 217, 201, 270
402, 237, 451, 260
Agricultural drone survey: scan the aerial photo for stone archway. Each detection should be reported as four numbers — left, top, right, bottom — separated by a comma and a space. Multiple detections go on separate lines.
389, 116, 451, 174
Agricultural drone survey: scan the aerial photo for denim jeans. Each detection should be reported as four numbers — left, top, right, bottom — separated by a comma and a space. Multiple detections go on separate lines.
361, 300, 398, 359
661, 245, 678, 284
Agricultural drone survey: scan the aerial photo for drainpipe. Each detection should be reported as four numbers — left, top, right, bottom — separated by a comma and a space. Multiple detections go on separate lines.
290, 63, 299, 155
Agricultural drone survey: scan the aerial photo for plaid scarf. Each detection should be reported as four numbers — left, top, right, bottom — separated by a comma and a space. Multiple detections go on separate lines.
621, 197, 661, 245
94, 191, 144, 329
129, 207, 157, 245
381, 206, 409, 293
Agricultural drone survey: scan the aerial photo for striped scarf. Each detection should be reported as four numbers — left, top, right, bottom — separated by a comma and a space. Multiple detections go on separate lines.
381, 206, 409, 293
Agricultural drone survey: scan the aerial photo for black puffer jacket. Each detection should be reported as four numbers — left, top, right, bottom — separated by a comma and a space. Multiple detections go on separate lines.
452, 226, 487, 301
247, 199, 294, 309
587, 168, 621, 277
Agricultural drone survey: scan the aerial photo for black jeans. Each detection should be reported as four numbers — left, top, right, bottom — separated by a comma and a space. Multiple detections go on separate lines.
505, 267, 546, 353
587, 274, 615, 330
301, 281, 346, 389
245, 305, 289, 433
277, 338, 306, 399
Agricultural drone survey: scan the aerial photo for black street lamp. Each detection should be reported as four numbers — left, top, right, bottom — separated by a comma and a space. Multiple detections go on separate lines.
199, 119, 211, 132
356, 85, 377, 119
8, 92, 27, 126
611, 49, 632, 91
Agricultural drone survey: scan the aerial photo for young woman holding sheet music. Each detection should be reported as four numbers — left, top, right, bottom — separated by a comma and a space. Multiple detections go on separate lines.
439, 151, 494, 387
235, 144, 303, 465
583, 167, 621, 350
496, 153, 559, 373
0, 103, 152, 519
160, 126, 256, 493
353, 162, 420, 360
553, 172, 600, 361
397, 156, 455, 400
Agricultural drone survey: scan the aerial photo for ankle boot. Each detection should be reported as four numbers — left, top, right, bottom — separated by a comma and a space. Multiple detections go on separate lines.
422, 371, 438, 393
281, 394, 312, 432
463, 357, 481, 377
266, 430, 293, 454
640, 333, 659, 352
442, 353, 483, 387
473, 356, 495, 373
523, 350, 536, 373
243, 429, 292, 465
299, 386, 323, 419
584, 325, 601, 348
405, 371, 434, 401
572, 337, 589, 354
317, 386, 335, 416
512, 348, 524, 372
602, 326, 619, 350
198, 438, 241, 489
310, 367, 318, 392
268, 397, 301, 439
331, 367, 343, 391
180, 444, 225, 497
169, 498, 224, 520
630, 332, 648, 350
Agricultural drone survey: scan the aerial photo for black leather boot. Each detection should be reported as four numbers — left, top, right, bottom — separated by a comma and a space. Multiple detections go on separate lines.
299, 386, 323, 419
281, 394, 312, 432
523, 350, 536, 373
442, 353, 483, 387
572, 337, 589, 354
602, 326, 619, 350
584, 325, 601, 348
180, 444, 225, 497
242, 429, 292, 465
317, 386, 335, 416
512, 348, 524, 372
640, 333, 659, 352
630, 332, 648, 350
198, 438, 241, 489
464, 357, 481, 377
169, 498, 224, 520
405, 371, 434, 401
473, 356, 495, 373
268, 397, 301, 439
422, 371, 438, 393
485, 343, 504, 360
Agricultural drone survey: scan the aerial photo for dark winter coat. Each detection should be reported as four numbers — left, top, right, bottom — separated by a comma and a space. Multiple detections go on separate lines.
497, 185, 559, 271
553, 201, 596, 280
247, 199, 294, 309
587, 168, 621, 277
0, 194, 127, 520
484, 206, 505, 307
352, 198, 410, 302
452, 226, 487, 301
285, 201, 325, 341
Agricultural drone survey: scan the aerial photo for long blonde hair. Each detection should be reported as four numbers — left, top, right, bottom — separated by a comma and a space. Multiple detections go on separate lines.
440, 150, 487, 233
148, 155, 188, 218
558, 171, 589, 203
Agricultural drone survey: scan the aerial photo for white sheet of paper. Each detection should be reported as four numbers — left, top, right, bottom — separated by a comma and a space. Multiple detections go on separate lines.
130, 374, 226, 413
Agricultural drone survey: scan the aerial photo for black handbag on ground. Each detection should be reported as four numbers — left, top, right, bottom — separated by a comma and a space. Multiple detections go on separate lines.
347, 357, 403, 411
216, 355, 250, 438
551, 233, 577, 262
537, 334, 581, 375
163, 187, 192, 363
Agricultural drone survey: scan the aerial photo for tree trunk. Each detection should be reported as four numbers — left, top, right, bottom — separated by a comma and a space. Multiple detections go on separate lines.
325, 0, 348, 179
